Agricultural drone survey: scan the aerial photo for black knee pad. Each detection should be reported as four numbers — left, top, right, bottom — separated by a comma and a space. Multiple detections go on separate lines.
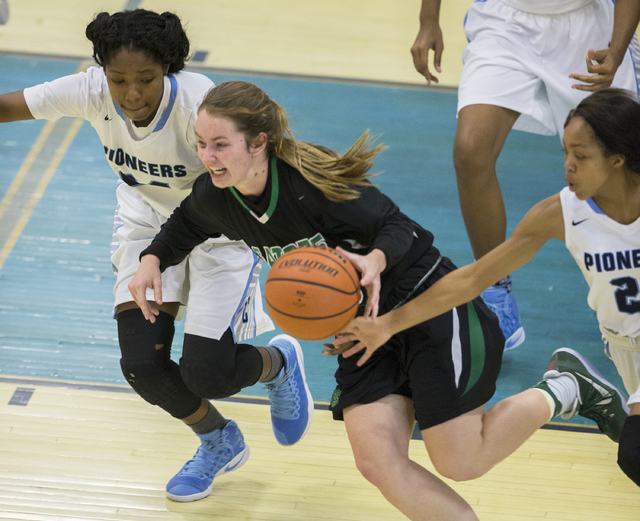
117, 308, 200, 418
180, 330, 263, 400
618, 415, 640, 487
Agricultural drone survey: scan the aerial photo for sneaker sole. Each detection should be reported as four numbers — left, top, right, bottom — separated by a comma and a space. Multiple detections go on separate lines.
270, 334, 314, 445
552, 347, 630, 415
504, 327, 525, 351
166, 445, 251, 503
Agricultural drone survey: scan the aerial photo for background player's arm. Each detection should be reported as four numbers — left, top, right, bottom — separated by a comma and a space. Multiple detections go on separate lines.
0, 90, 35, 122
608, 0, 640, 69
411, 0, 443, 84
570, 0, 640, 91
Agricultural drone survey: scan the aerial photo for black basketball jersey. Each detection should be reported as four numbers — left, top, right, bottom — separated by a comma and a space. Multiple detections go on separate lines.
144, 156, 436, 304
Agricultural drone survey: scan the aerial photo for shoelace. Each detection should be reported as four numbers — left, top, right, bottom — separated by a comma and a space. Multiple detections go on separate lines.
178, 433, 233, 480
486, 295, 517, 328
265, 367, 301, 419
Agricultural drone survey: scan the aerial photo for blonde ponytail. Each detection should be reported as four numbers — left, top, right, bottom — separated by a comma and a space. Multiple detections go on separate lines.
199, 81, 386, 201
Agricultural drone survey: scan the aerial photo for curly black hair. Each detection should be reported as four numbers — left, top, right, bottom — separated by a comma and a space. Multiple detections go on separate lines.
85, 9, 190, 73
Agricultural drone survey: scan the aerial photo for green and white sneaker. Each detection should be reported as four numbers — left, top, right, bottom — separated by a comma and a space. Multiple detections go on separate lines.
544, 347, 629, 442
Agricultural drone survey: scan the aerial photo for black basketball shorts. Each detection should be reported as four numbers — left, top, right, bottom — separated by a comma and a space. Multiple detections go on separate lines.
329, 255, 504, 430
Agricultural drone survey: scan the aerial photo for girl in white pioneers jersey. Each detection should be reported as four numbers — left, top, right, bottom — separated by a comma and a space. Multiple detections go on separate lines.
411, 0, 640, 353
335, 89, 640, 513
0, 9, 314, 503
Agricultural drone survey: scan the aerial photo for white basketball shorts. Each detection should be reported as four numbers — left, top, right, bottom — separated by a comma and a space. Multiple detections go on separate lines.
459, 0, 640, 136
110, 181, 274, 341
604, 335, 640, 407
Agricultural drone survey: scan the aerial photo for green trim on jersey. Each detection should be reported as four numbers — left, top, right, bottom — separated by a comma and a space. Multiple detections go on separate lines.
463, 301, 485, 396
228, 155, 280, 224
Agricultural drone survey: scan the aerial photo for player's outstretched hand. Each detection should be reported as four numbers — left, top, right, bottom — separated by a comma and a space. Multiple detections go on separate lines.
128, 254, 163, 322
331, 315, 394, 366
410, 20, 443, 85
569, 48, 622, 91
335, 246, 385, 318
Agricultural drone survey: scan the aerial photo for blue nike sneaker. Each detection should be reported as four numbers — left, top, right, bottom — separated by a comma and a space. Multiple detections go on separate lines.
263, 335, 314, 445
166, 420, 249, 502
481, 285, 525, 351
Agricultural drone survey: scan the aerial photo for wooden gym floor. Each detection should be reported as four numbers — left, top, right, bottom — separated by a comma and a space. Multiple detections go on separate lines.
1, 1, 639, 520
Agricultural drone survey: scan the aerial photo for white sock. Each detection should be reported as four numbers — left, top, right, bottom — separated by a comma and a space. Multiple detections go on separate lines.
545, 374, 579, 418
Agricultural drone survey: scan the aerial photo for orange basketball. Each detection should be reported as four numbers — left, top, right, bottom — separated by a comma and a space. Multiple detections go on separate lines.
265, 246, 361, 341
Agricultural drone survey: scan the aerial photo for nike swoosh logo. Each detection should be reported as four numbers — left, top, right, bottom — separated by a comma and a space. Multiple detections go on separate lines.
572, 218, 589, 226
224, 455, 246, 472
575, 372, 610, 398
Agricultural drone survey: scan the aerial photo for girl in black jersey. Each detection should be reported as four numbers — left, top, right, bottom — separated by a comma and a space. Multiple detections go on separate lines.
130, 80, 507, 520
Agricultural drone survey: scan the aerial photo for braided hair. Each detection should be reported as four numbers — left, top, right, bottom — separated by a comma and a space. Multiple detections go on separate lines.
85, 9, 190, 73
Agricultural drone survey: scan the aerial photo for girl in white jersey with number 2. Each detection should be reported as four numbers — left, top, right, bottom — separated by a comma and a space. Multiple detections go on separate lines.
335, 89, 640, 518
411, 0, 640, 353
0, 9, 313, 503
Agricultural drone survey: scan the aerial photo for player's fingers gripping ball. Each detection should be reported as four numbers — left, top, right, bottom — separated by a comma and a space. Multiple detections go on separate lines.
265, 246, 361, 341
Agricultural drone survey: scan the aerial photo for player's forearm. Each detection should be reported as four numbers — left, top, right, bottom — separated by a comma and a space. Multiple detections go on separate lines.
609, 0, 640, 66
418, 0, 441, 25
380, 264, 485, 336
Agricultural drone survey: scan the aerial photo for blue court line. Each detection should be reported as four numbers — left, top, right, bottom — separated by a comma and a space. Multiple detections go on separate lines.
122, 0, 142, 10
0, 375, 602, 438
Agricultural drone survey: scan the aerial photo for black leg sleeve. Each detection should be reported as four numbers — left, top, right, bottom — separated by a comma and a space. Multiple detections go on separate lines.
618, 415, 640, 487
180, 328, 263, 400
117, 308, 201, 419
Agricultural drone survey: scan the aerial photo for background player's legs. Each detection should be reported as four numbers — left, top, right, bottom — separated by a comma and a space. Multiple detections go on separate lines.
453, 103, 524, 349
453, 103, 519, 259
607, 344, 640, 486
618, 403, 640, 487
344, 395, 479, 521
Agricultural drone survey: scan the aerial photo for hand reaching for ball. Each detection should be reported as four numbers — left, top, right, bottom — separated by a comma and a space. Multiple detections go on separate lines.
334, 246, 386, 318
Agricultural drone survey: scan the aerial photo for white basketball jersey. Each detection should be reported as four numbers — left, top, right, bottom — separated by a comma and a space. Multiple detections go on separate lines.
24, 67, 213, 218
499, 0, 595, 15
561, 187, 640, 338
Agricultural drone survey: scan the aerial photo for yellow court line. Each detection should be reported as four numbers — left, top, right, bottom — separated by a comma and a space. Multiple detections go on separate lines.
0, 60, 91, 271
0, 120, 56, 222
0, 116, 85, 270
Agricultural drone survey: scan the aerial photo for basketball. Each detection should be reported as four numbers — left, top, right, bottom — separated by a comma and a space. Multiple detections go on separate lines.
264, 246, 361, 341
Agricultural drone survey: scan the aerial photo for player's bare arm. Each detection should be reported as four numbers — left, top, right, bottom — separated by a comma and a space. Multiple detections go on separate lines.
0, 90, 35, 122
411, 0, 443, 84
335, 194, 563, 365
570, 0, 640, 91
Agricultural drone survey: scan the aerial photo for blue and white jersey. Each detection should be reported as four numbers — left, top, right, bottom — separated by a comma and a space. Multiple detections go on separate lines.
561, 187, 640, 339
498, 0, 595, 15
24, 67, 213, 218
